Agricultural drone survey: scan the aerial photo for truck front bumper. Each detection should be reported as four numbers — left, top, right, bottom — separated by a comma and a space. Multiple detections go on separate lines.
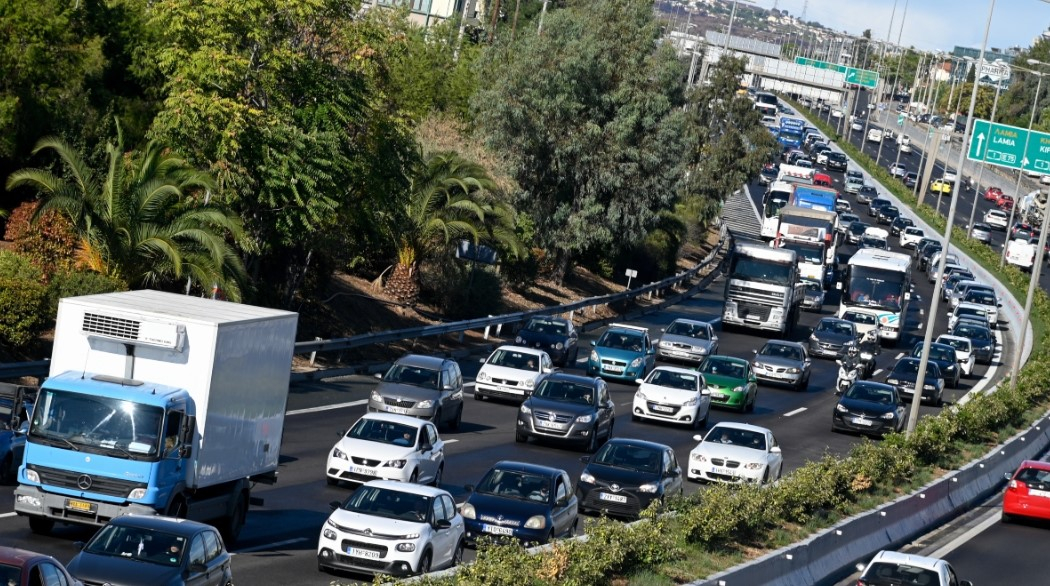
14, 485, 154, 527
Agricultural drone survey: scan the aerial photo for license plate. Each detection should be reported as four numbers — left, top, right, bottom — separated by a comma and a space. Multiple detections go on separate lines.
604, 365, 624, 373
536, 419, 565, 430
347, 547, 381, 559
652, 405, 674, 413
711, 393, 727, 401
711, 467, 734, 476
852, 417, 873, 426
481, 524, 515, 536
65, 499, 96, 514
1030, 489, 1050, 498
386, 406, 409, 414
351, 466, 376, 476
599, 492, 628, 503
668, 350, 687, 357
499, 386, 516, 394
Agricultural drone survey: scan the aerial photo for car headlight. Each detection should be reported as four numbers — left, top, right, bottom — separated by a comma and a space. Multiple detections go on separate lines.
520, 403, 532, 414
128, 488, 146, 500
460, 503, 476, 519
477, 371, 490, 383
555, 342, 564, 350
580, 471, 596, 483
923, 384, 937, 391
690, 452, 707, 463
525, 378, 536, 389
630, 357, 644, 368
396, 542, 417, 552
733, 386, 744, 394
370, 389, 382, 402
638, 483, 659, 493
590, 350, 599, 362
382, 459, 407, 469
887, 378, 899, 385
881, 412, 896, 420
576, 413, 593, 423
698, 346, 709, 355
787, 367, 801, 374
332, 447, 348, 461
524, 515, 546, 529
835, 404, 848, 413
635, 390, 648, 401
515, 336, 523, 344
744, 462, 764, 470
323, 528, 337, 540
683, 396, 698, 406
416, 400, 434, 409
809, 334, 818, 342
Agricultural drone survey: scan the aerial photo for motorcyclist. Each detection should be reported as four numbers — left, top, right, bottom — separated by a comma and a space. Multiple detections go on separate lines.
840, 344, 862, 376
857, 330, 881, 376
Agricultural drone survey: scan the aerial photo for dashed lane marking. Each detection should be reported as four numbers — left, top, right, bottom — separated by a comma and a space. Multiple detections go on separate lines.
784, 407, 807, 417
287, 400, 366, 416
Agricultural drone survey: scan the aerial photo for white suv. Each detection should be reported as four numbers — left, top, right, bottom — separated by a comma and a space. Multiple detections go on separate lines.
318, 480, 465, 578
856, 550, 973, 586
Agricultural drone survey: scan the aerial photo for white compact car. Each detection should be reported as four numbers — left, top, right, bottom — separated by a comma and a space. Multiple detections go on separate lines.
687, 422, 783, 485
984, 209, 1010, 230
318, 480, 465, 578
856, 550, 973, 586
949, 301, 995, 331
900, 226, 925, 248
474, 345, 554, 401
632, 366, 711, 429
326, 412, 445, 487
936, 335, 975, 377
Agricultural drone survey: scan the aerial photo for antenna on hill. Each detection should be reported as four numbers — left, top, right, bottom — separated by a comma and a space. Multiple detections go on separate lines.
800, 0, 808, 21
771, 0, 778, 10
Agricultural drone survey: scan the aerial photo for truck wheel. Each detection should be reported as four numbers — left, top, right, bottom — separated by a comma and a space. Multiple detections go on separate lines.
166, 496, 187, 519
220, 493, 247, 544
0, 455, 13, 485
28, 516, 54, 535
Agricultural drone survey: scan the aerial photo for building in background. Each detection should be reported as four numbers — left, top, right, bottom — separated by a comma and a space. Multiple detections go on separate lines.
370, 0, 480, 28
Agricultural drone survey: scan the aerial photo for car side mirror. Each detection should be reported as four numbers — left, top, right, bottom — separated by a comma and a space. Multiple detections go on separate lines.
660, 328, 666, 333
700, 388, 711, 396
998, 302, 1003, 307
479, 358, 486, 364
835, 388, 843, 396
329, 501, 342, 511
634, 378, 644, 385
74, 541, 85, 551
421, 441, 433, 452
712, 335, 719, 342
190, 563, 208, 574
555, 496, 569, 507
590, 341, 597, 347
464, 484, 475, 493
1004, 472, 1013, 481
374, 373, 383, 380
752, 349, 758, 355
651, 338, 660, 346
855, 562, 866, 573
770, 446, 782, 454
835, 282, 843, 290
179, 445, 192, 459
580, 456, 591, 464
692, 434, 704, 442
434, 518, 452, 530
543, 367, 554, 374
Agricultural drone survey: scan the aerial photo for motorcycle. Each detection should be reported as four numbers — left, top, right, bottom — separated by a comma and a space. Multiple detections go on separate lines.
857, 331, 881, 378
836, 359, 865, 392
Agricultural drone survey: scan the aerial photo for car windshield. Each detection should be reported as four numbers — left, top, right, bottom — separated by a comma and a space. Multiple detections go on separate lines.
759, 343, 802, 361
476, 469, 552, 503
915, 346, 954, 363
1015, 467, 1050, 484
705, 426, 767, 450
524, 318, 568, 336
958, 307, 987, 319
598, 331, 645, 351
966, 291, 996, 305
84, 524, 186, 567
892, 360, 940, 378
383, 364, 441, 390
699, 357, 745, 379
864, 562, 940, 585
645, 369, 699, 390
347, 418, 418, 447
939, 337, 971, 352
0, 565, 19, 585
592, 443, 662, 473
532, 380, 595, 405
860, 235, 885, 248
850, 223, 869, 235
845, 384, 896, 404
665, 321, 711, 340
487, 349, 542, 371
340, 485, 434, 522
953, 324, 991, 342
817, 320, 853, 336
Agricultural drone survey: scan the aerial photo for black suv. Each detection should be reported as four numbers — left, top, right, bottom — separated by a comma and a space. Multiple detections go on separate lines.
868, 198, 890, 218
825, 151, 848, 171
516, 373, 615, 452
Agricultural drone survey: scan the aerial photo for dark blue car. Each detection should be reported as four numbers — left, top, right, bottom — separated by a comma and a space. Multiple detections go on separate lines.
515, 316, 579, 367
460, 461, 578, 546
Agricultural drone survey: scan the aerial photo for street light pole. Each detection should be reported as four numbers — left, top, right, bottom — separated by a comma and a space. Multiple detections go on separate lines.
907, 0, 996, 436
999, 67, 1046, 268
861, 0, 899, 158
966, 77, 1003, 231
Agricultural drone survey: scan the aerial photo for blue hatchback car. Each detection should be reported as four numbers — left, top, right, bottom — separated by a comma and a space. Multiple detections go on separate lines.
459, 461, 579, 546
586, 324, 655, 382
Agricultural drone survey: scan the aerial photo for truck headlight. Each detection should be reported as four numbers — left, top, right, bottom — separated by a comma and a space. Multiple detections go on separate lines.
459, 503, 476, 519
332, 447, 348, 461
524, 515, 546, 529
128, 488, 147, 500
25, 469, 39, 483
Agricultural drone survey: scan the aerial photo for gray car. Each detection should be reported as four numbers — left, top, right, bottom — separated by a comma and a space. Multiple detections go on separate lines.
801, 279, 825, 311
968, 222, 993, 244
751, 340, 811, 391
655, 318, 718, 363
368, 354, 465, 429
856, 185, 878, 204
808, 317, 858, 359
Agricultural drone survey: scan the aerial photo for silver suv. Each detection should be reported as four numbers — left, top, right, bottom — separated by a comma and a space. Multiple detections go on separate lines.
367, 354, 465, 429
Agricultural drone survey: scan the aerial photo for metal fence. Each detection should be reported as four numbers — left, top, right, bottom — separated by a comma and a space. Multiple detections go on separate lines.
0, 225, 729, 380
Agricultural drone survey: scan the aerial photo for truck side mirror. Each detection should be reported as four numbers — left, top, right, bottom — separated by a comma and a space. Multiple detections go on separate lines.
179, 445, 192, 459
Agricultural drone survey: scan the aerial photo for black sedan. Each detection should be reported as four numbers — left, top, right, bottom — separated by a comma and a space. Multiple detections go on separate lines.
885, 357, 945, 406
460, 460, 578, 545
951, 321, 996, 365
876, 205, 900, 226
889, 216, 913, 236
868, 198, 890, 218
516, 373, 615, 452
576, 438, 683, 519
832, 381, 906, 437
515, 316, 579, 367
909, 342, 961, 388
66, 515, 233, 586
847, 221, 871, 244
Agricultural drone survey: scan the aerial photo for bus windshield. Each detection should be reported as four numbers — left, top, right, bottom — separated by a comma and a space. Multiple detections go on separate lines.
728, 255, 794, 286
843, 266, 907, 312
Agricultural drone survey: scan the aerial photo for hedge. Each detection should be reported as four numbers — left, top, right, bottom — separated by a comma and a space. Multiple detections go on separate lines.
354, 102, 1050, 586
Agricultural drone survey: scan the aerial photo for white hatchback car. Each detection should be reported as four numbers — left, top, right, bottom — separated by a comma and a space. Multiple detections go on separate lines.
984, 208, 1010, 229
326, 412, 445, 487
632, 366, 711, 429
936, 334, 975, 377
900, 226, 925, 248
318, 480, 465, 578
475, 345, 554, 401
856, 550, 973, 586
687, 422, 783, 485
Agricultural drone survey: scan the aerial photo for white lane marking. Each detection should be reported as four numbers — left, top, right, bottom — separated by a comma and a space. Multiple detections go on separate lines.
287, 400, 366, 416
929, 507, 1001, 559
784, 407, 807, 417
464, 382, 475, 387
0, 512, 16, 519
444, 439, 459, 444
234, 537, 309, 554
873, 369, 883, 376
620, 401, 633, 407
895, 353, 905, 360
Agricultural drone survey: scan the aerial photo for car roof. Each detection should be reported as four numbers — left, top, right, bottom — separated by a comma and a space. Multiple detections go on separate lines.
363, 479, 454, 498
650, 365, 702, 376
0, 546, 59, 567
669, 318, 711, 327
956, 302, 989, 312
603, 437, 673, 452
868, 550, 946, 572
850, 380, 897, 392
493, 345, 549, 356
544, 372, 601, 385
705, 354, 748, 365
763, 340, 805, 350
489, 460, 568, 477
527, 315, 570, 324
606, 323, 649, 335
395, 354, 451, 369
1015, 459, 1050, 472
360, 411, 432, 428
936, 334, 971, 346
819, 317, 851, 325
707, 421, 773, 434
106, 514, 217, 537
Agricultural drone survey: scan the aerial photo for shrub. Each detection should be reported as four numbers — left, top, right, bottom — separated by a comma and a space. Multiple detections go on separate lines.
419, 255, 504, 319
47, 270, 127, 314
847, 437, 916, 489
768, 455, 853, 524
3, 201, 79, 279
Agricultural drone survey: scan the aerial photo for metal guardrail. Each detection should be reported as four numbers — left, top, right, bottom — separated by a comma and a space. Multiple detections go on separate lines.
0, 226, 729, 380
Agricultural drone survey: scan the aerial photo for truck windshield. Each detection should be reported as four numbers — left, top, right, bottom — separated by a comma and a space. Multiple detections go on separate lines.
29, 389, 163, 458
843, 266, 907, 312
763, 197, 787, 219
728, 255, 793, 286
780, 242, 825, 264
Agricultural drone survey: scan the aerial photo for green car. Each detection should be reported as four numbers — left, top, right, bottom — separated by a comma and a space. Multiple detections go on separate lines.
696, 355, 758, 413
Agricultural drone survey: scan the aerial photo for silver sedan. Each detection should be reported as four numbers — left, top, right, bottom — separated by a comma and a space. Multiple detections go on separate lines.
655, 319, 718, 364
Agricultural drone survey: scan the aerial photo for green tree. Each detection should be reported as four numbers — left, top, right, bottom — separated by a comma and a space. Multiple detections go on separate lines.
473, 0, 692, 283
384, 151, 522, 303
5, 129, 249, 300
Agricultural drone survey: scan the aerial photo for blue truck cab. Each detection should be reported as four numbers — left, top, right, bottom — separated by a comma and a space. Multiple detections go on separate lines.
0, 383, 34, 484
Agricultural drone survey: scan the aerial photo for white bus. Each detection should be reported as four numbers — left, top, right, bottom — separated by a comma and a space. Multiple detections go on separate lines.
838, 248, 912, 343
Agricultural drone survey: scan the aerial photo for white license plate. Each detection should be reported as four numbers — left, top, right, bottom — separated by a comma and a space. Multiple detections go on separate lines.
536, 419, 565, 430
347, 547, 381, 559
386, 406, 409, 414
1030, 489, 1050, 498
351, 466, 376, 476
711, 467, 734, 476
651, 405, 675, 413
668, 350, 688, 357
852, 417, 873, 426
711, 393, 727, 401
499, 386, 517, 394
604, 365, 624, 373
481, 524, 515, 536
599, 492, 628, 503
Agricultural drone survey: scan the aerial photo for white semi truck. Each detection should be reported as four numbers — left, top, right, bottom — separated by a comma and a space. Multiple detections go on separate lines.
14, 290, 298, 542
723, 242, 805, 335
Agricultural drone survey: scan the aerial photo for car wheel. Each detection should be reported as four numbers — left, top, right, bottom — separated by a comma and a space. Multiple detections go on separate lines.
568, 518, 579, 538
606, 417, 615, 441
326, 476, 338, 486
416, 551, 432, 576
452, 539, 465, 567
28, 516, 54, 535
544, 529, 555, 545
632, 411, 640, 422
474, 390, 485, 401
450, 405, 463, 430
698, 407, 710, 429
431, 464, 444, 487
515, 429, 528, 443
1001, 512, 1013, 524
432, 408, 442, 427
761, 467, 770, 485
745, 390, 756, 413
409, 469, 419, 484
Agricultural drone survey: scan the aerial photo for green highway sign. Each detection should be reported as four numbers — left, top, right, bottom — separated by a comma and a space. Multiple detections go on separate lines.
794, 56, 879, 89
968, 118, 1050, 174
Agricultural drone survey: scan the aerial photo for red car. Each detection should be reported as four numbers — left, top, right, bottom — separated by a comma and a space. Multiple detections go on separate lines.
1003, 459, 1050, 522
984, 186, 1003, 201
0, 546, 83, 586
813, 172, 833, 187
997, 194, 1015, 210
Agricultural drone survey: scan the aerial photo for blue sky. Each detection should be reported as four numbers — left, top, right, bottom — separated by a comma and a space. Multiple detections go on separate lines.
750, 0, 1050, 53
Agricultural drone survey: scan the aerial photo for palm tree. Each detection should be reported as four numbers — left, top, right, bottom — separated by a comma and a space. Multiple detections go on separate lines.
5, 125, 249, 301
384, 151, 523, 303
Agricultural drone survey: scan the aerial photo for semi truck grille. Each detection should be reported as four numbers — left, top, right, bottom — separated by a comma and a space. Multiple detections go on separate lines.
737, 303, 772, 321
30, 465, 146, 498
